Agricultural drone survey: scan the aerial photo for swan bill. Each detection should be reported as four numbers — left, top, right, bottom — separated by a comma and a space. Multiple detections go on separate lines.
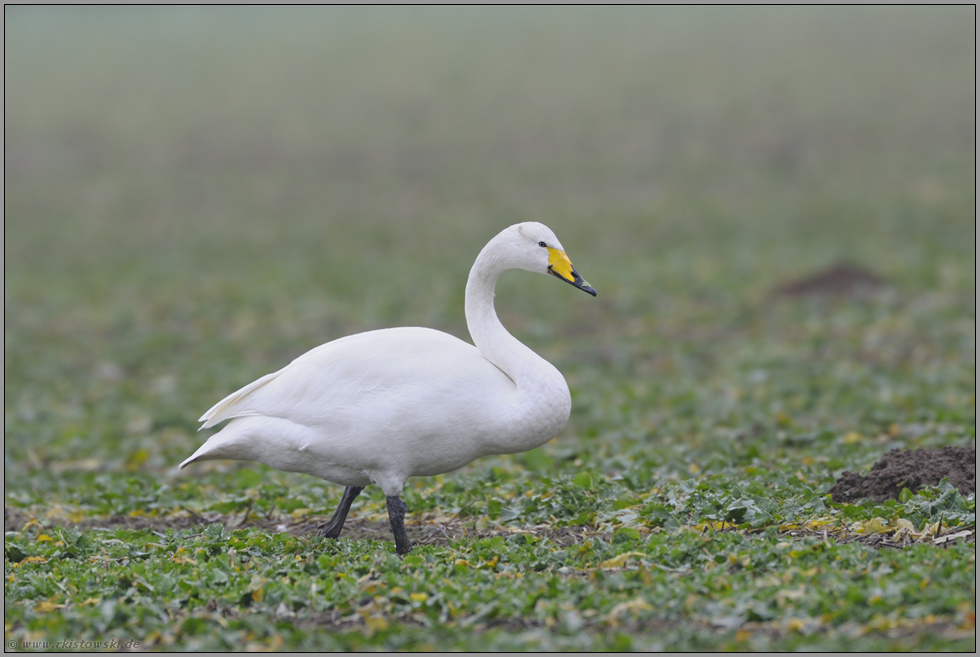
547, 247, 597, 297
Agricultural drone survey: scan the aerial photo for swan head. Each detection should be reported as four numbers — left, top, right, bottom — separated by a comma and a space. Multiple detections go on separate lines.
503, 222, 597, 296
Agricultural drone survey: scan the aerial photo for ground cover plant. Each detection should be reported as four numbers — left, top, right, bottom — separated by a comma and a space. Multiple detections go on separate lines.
5, 7, 975, 651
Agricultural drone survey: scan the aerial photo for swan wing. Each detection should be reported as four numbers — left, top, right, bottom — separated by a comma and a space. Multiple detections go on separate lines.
198, 327, 512, 430
198, 369, 282, 428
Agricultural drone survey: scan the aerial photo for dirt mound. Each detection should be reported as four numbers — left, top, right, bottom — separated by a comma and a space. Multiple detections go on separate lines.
774, 262, 886, 297
828, 446, 975, 503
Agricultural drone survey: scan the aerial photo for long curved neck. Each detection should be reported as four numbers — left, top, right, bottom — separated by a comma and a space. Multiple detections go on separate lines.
464, 237, 542, 386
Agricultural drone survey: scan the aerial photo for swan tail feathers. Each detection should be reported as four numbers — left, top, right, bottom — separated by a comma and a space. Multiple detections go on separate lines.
178, 436, 224, 469
179, 422, 252, 469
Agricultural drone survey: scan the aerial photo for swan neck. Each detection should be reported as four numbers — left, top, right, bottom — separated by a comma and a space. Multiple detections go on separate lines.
464, 239, 535, 381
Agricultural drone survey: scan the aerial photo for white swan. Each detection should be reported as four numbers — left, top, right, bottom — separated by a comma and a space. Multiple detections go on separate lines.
179, 222, 595, 554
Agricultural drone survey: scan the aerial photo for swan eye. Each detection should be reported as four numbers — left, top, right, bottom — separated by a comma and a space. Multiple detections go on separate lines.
538, 241, 547, 248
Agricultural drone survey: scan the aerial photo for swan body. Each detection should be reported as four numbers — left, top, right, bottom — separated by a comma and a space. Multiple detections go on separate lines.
180, 222, 595, 553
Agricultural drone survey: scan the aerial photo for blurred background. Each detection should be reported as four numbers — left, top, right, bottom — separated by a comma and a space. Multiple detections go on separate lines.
4, 7, 975, 481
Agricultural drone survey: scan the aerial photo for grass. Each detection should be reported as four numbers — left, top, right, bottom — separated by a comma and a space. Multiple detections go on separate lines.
4, 7, 976, 651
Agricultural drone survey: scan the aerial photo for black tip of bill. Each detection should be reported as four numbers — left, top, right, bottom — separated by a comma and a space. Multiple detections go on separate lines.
549, 266, 597, 297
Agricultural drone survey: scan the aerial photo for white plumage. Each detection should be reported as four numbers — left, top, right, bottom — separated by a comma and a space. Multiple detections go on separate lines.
180, 222, 595, 553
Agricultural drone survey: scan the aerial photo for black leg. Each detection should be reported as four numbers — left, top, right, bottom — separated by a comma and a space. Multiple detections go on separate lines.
386, 495, 413, 555
317, 486, 363, 539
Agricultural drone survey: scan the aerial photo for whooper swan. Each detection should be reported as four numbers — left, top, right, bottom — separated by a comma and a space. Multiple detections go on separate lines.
180, 222, 595, 554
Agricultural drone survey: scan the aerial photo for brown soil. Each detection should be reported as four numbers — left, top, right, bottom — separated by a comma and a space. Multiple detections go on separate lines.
2, 506, 591, 548
773, 262, 886, 297
828, 446, 976, 503
8, 445, 974, 552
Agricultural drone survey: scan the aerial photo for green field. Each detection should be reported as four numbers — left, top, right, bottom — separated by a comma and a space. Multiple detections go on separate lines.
5, 7, 975, 651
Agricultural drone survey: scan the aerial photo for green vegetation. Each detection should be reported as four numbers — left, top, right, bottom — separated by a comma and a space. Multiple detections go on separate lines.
5, 7, 975, 651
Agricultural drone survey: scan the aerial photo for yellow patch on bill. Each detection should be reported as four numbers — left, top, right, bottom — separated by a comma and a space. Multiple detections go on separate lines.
547, 247, 575, 282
